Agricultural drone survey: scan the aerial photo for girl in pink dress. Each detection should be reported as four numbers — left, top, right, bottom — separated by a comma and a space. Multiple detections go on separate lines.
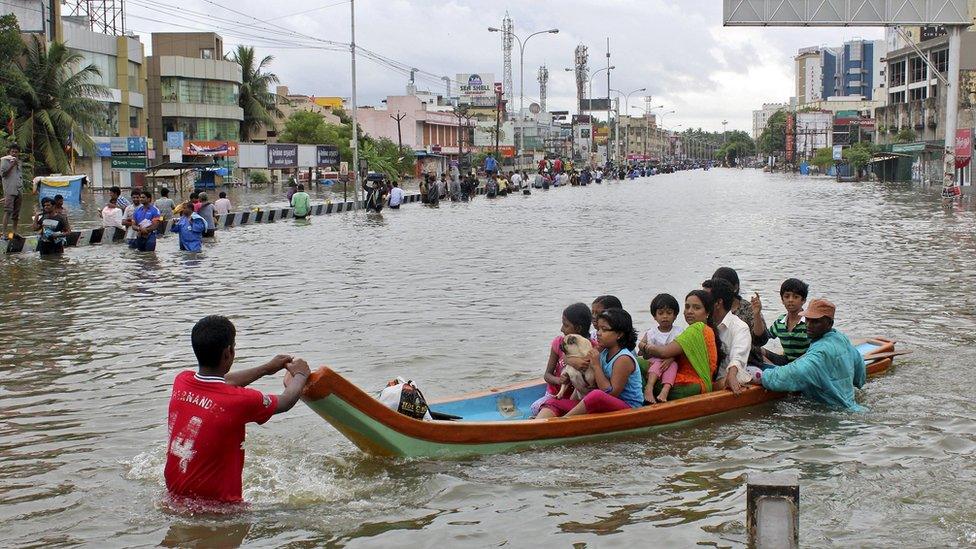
530, 303, 594, 415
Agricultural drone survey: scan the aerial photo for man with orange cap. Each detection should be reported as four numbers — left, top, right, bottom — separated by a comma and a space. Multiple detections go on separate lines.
760, 298, 867, 411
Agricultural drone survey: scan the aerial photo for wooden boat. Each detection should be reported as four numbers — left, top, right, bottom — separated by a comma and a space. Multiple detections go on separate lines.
300, 338, 898, 458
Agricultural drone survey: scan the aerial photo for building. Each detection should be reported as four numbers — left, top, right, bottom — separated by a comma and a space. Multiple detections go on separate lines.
874, 31, 976, 183
794, 111, 833, 160
60, 17, 147, 188
795, 39, 887, 104
795, 47, 824, 105
357, 94, 475, 174
752, 103, 788, 140
615, 114, 667, 162
802, 96, 885, 116
146, 33, 243, 163
248, 86, 343, 143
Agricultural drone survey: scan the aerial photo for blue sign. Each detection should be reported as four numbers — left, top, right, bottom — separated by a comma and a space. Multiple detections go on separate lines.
37, 176, 84, 206
166, 131, 184, 150
96, 142, 112, 157
127, 136, 147, 152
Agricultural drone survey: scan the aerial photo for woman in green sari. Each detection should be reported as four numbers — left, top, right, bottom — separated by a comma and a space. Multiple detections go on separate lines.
643, 290, 725, 399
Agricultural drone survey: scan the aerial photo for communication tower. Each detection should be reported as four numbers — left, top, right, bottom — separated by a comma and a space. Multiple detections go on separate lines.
537, 65, 548, 112
574, 44, 588, 113
64, 0, 126, 36
501, 12, 514, 115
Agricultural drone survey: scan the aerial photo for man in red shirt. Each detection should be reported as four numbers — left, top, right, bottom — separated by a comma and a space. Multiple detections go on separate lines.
165, 315, 311, 503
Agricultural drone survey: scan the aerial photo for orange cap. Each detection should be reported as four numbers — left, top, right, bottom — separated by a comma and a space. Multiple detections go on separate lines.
801, 298, 835, 320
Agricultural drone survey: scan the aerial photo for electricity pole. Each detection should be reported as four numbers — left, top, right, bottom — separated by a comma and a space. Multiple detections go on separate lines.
390, 111, 406, 152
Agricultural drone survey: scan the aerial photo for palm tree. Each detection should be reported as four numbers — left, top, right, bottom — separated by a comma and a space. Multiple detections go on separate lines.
12, 36, 107, 173
227, 46, 282, 142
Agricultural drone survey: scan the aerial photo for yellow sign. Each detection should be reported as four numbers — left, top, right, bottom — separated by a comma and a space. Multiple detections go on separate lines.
312, 97, 345, 109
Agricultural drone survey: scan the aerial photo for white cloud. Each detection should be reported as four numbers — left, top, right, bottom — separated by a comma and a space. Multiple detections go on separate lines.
127, 0, 883, 133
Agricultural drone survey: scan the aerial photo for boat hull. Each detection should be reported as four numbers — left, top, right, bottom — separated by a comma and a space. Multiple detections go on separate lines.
300, 338, 896, 458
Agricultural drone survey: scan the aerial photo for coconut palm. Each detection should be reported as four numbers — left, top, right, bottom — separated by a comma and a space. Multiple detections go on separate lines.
12, 36, 107, 173
227, 46, 282, 142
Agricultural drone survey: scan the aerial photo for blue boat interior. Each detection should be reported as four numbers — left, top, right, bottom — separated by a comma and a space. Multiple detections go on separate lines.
428, 341, 885, 422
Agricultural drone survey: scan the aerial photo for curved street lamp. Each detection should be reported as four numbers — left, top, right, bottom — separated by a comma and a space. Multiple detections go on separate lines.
488, 26, 558, 168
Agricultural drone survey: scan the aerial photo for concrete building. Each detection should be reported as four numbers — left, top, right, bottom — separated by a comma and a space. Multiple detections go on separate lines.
146, 33, 243, 162
248, 86, 343, 143
615, 114, 667, 162
794, 111, 833, 160
802, 96, 885, 116
795, 47, 824, 105
753, 103, 788, 140
875, 31, 976, 183
60, 17, 147, 188
795, 39, 886, 104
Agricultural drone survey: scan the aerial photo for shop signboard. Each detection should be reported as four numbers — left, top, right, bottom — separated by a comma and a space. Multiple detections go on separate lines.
166, 131, 185, 150
955, 128, 972, 168
268, 144, 298, 168
457, 73, 494, 102
111, 156, 147, 171
183, 140, 238, 157
315, 145, 340, 167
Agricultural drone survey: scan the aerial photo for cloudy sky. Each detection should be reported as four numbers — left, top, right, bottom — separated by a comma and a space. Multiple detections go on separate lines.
125, 0, 884, 132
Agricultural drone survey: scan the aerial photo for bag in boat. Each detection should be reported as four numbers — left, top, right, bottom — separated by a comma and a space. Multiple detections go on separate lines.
378, 377, 433, 420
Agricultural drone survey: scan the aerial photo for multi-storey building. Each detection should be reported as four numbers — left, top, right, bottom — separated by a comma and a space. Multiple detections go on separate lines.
146, 33, 243, 162
615, 114, 667, 162
795, 47, 824, 105
795, 40, 887, 104
752, 103, 788, 140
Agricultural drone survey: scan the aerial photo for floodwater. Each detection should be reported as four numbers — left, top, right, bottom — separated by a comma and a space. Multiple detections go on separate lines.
1, 169, 974, 547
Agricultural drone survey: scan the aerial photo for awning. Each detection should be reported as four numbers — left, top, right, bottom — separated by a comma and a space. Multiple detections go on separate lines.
869, 152, 911, 163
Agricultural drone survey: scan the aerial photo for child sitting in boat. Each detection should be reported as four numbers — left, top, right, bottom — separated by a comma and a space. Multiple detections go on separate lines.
530, 302, 594, 415
753, 278, 810, 365
638, 293, 683, 403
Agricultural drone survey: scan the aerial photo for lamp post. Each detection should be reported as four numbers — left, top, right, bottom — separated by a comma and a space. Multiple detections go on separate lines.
631, 104, 663, 162
610, 87, 645, 164
586, 66, 614, 165
488, 26, 558, 173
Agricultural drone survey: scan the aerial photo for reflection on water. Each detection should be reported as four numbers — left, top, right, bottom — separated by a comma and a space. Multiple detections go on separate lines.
2, 169, 976, 546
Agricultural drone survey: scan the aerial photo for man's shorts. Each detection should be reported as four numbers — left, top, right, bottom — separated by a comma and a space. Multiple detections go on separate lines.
3, 194, 22, 217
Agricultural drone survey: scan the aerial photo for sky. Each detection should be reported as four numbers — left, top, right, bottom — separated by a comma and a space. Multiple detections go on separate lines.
124, 0, 885, 133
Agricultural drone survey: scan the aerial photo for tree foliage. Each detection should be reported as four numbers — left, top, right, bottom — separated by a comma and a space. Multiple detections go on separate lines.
894, 128, 917, 144
278, 110, 331, 144
716, 130, 755, 164
758, 110, 787, 156
842, 141, 874, 174
11, 36, 108, 174
227, 46, 281, 142
811, 147, 835, 170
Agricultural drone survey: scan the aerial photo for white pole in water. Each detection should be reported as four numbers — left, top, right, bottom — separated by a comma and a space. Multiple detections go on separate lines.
942, 25, 962, 196
350, 0, 361, 206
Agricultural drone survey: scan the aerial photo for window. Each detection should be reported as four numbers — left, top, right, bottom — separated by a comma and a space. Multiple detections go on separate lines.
160, 77, 239, 106
127, 61, 140, 91
161, 117, 240, 141
129, 106, 142, 131
89, 102, 119, 137
909, 87, 927, 101
889, 90, 906, 104
200, 48, 214, 60
889, 60, 906, 87
909, 57, 926, 83
70, 49, 118, 88
932, 49, 948, 74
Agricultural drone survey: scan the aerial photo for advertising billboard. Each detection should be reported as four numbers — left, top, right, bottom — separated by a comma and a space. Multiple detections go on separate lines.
268, 144, 299, 168
183, 141, 238, 157
457, 73, 494, 102
316, 145, 340, 167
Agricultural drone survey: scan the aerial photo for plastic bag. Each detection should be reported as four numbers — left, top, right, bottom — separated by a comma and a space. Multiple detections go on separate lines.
377, 377, 432, 420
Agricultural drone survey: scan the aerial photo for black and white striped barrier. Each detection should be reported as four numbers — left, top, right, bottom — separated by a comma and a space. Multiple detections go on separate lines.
4, 193, 429, 254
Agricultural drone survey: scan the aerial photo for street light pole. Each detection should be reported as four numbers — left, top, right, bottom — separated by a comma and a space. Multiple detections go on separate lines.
489, 26, 558, 174
350, 0, 360, 205
587, 66, 614, 166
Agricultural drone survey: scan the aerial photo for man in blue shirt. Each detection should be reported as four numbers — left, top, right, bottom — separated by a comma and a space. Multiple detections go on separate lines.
170, 202, 206, 252
127, 191, 161, 252
484, 154, 498, 177
761, 299, 867, 411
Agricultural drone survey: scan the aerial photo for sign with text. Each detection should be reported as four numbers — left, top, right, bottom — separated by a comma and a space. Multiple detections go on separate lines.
315, 145, 340, 167
268, 144, 298, 168
832, 144, 843, 161
183, 140, 238, 157
955, 128, 972, 168
166, 131, 185, 150
111, 156, 147, 171
110, 136, 147, 153
457, 73, 494, 101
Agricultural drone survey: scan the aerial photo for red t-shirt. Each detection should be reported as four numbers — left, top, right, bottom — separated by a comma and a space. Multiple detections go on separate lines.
165, 370, 278, 503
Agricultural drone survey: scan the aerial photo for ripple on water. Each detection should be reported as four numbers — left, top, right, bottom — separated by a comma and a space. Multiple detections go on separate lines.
3, 170, 976, 546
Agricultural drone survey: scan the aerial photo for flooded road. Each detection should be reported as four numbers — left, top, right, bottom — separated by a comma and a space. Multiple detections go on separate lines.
1, 168, 974, 547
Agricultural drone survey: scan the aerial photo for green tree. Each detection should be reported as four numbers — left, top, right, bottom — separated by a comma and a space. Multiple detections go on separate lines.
811, 147, 835, 170
757, 110, 788, 156
227, 45, 282, 142
248, 170, 269, 185
0, 15, 24, 130
843, 142, 874, 180
12, 36, 107, 174
894, 128, 916, 144
278, 110, 330, 144
716, 130, 755, 164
